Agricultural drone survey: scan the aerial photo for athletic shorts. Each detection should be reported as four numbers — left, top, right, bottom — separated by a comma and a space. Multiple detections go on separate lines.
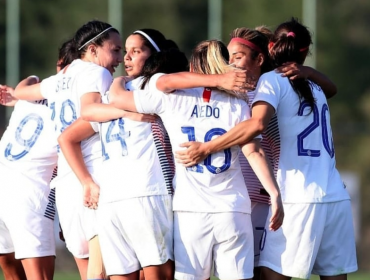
251, 202, 269, 267
54, 172, 98, 258
0, 173, 55, 259
98, 195, 173, 276
174, 211, 254, 280
0, 216, 14, 254
259, 200, 358, 279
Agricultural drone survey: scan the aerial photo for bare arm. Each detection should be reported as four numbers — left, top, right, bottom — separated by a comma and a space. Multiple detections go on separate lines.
80, 89, 155, 123
156, 70, 250, 93
108, 77, 138, 112
81, 94, 156, 123
242, 139, 284, 231
276, 62, 337, 98
57, 118, 99, 209
13, 76, 43, 100
175, 101, 275, 166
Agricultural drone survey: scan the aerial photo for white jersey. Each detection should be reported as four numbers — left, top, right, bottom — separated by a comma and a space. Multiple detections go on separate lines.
97, 77, 174, 203
40, 59, 112, 178
0, 100, 57, 188
239, 90, 279, 204
133, 73, 252, 214
252, 71, 350, 203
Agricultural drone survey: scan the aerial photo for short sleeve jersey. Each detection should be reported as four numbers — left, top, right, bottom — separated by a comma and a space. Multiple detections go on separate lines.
133, 73, 252, 214
252, 71, 350, 203
40, 59, 112, 177
0, 100, 58, 188
97, 77, 174, 203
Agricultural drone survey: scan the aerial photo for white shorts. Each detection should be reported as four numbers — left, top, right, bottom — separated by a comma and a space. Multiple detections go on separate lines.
0, 216, 14, 254
98, 195, 173, 276
54, 172, 98, 258
251, 202, 269, 267
0, 177, 55, 259
174, 211, 254, 280
259, 200, 358, 279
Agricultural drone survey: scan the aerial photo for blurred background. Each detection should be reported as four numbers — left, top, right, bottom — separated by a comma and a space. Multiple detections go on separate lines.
0, 0, 369, 278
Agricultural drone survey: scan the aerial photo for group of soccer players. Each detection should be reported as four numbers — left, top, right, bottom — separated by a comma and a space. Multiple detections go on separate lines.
0, 16, 358, 280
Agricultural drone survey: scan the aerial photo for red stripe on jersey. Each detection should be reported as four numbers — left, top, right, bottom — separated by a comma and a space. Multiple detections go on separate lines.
203, 88, 212, 103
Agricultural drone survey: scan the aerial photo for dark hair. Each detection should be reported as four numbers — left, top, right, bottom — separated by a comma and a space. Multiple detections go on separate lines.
73, 20, 120, 57
270, 17, 315, 112
139, 49, 189, 89
132, 29, 177, 53
230, 26, 273, 74
57, 39, 76, 70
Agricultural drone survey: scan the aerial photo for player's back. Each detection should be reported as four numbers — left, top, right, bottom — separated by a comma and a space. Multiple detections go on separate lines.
149, 85, 252, 214
253, 71, 349, 203
0, 100, 57, 187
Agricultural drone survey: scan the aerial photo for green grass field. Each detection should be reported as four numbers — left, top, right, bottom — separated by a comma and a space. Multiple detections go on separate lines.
1, 271, 369, 280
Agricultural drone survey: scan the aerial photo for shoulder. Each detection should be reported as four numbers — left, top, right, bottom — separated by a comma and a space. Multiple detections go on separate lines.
259, 70, 286, 85
127, 77, 144, 90
74, 60, 111, 78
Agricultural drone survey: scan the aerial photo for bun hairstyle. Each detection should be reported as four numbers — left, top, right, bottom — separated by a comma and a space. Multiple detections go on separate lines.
269, 17, 312, 67
72, 20, 120, 57
270, 17, 315, 112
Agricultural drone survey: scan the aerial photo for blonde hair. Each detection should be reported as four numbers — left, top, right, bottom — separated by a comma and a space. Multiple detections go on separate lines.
190, 40, 247, 100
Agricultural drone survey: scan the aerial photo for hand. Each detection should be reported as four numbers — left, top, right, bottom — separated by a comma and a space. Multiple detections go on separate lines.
124, 111, 158, 123
268, 194, 284, 231
0, 85, 17, 106
82, 181, 100, 210
275, 62, 312, 80
89, 182, 100, 210
216, 69, 256, 92
175, 141, 209, 167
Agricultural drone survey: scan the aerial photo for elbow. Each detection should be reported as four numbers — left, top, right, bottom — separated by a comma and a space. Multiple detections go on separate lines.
253, 118, 267, 135
57, 134, 65, 151
80, 109, 94, 122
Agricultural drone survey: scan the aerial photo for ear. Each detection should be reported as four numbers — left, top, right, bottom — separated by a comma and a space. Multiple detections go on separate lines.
87, 44, 97, 56
257, 53, 264, 67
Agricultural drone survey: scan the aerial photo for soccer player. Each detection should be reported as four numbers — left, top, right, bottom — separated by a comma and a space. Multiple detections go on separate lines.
12, 20, 123, 280
226, 25, 338, 280
0, 38, 74, 280
108, 39, 284, 280
60, 29, 185, 280
174, 18, 357, 280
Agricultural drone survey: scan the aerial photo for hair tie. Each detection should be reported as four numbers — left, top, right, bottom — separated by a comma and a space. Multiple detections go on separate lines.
268, 42, 275, 50
229, 38, 262, 53
299, 46, 309, 52
287, 32, 296, 38
78, 26, 114, 51
134, 30, 161, 52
